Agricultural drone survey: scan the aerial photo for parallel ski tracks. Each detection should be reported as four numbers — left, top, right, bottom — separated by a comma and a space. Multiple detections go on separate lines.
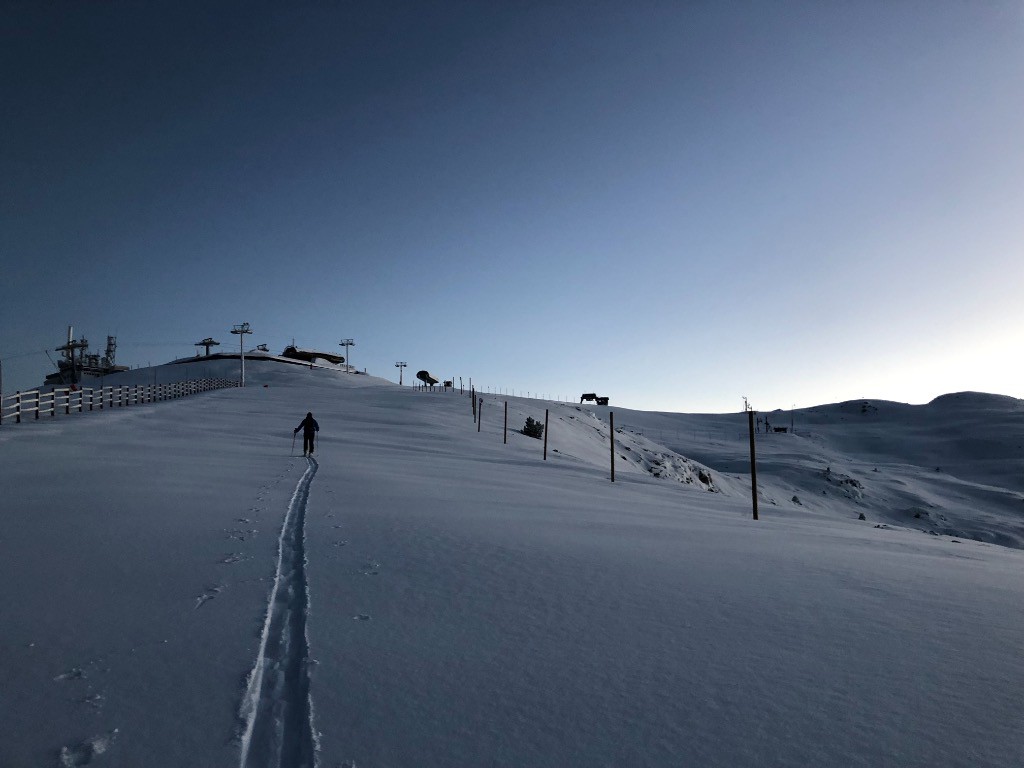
239, 457, 318, 768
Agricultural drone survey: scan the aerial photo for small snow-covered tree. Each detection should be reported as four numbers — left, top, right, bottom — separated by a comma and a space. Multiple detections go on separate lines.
522, 416, 544, 439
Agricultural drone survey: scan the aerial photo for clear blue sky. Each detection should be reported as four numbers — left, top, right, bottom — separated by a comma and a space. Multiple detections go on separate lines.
2, 1, 1021, 412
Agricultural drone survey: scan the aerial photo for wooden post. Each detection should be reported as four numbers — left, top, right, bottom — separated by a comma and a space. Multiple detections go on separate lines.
748, 409, 759, 521
35, 391, 40, 419
543, 408, 549, 460
503, 401, 508, 444
477, 398, 482, 432
16, 391, 21, 423
65, 390, 71, 415
472, 388, 477, 421
609, 411, 615, 482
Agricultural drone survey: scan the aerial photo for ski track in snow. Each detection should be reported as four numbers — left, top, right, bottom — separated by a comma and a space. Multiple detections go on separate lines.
238, 456, 318, 768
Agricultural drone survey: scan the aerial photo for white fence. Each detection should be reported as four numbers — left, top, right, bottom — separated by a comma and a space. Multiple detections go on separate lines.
0, 378, 239, 426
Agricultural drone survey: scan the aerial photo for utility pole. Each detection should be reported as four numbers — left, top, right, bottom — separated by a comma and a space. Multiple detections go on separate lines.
230, 323, 252, 386
543, 408, 549, 460
748, 409, 759, 520
395, 361, 407, 385
340, 338, 355, 373
610, 412, 616, 482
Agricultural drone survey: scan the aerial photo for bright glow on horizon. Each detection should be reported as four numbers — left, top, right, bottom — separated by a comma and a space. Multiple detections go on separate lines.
1, 2, 1021, 413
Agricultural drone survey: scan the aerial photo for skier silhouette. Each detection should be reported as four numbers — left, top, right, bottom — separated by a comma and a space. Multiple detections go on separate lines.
294, 412, 320, 456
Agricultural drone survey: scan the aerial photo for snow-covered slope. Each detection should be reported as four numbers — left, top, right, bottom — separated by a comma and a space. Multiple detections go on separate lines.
1, 361, 1022, 766
605, 394, 1024, 547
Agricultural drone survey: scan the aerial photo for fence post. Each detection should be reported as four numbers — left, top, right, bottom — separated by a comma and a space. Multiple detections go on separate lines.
748, 409, 759, 521
543, 408, 549, 460
472, 388, 476, 422
503, 401, 508, 444
16, 391, 21, 423
477, 398, 482, 432
35, 391, 40, 420
65, 390, 71, 415
609, 411, 615, 482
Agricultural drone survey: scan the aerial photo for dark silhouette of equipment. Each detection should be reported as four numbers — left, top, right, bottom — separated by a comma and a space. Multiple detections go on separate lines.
195, 338, 220, 356
282, 345, 345, 365
580, 393, 610, 405
46, 326, 128, 386
416, 370, 438, 387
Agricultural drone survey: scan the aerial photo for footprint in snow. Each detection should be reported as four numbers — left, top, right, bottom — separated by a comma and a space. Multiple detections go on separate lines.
218, 553, 246, 565
195, 585, 224, 609
58, 730, 117, 766
353, 614, 371, 621
226, 528, 258, 541
54, 667, 86, 682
